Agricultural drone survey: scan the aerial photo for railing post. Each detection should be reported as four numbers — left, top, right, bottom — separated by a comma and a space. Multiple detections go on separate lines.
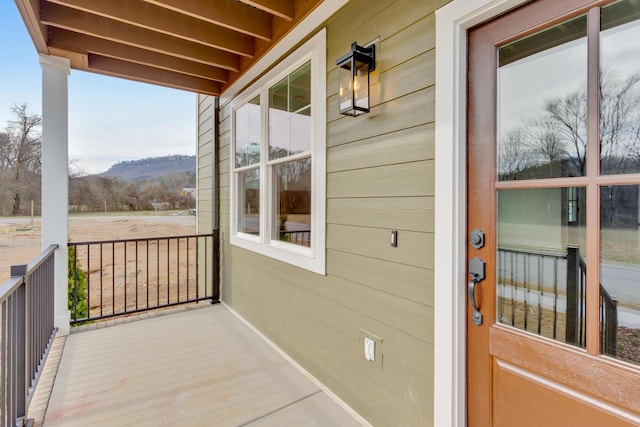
212, 230, 220, 302
565, 245, 580, 346
11, 264, 28, 427
610, 298, 618, 355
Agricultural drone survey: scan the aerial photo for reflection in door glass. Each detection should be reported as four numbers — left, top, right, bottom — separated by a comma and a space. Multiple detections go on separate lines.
600, 185, 640, 365
497, 188, 586, 348
600, 1, 640, 175
497, 15, 587, 181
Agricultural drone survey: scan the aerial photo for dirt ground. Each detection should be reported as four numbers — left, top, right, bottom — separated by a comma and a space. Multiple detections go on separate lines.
0, 212, 196, 283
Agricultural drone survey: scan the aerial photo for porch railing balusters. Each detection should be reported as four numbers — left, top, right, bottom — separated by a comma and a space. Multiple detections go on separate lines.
0, 245, 57, 427
499, 246, 618, 355
68, 233, 219, 325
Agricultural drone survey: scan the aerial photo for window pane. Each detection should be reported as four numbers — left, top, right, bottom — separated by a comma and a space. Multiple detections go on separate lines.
237, 168, 260, 235
269, 62, 311, 160
235, 96, 261, 167
600, 185, 640, 364
600, 1, 640, 175
497, 15, 588, 181
274, 158, 311, 247
497, 187, 586, 348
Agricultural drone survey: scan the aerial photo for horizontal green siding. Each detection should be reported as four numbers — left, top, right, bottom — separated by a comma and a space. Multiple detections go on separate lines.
197, 93, 213, 234
207, 0, 447, 424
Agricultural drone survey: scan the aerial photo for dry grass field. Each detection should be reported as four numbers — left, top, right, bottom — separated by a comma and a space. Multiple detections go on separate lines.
0, 212, 196, 284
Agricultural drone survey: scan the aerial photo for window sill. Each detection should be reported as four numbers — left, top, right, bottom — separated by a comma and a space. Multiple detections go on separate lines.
229, 234, 325, 275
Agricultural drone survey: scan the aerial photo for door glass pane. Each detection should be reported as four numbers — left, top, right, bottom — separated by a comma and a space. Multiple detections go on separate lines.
497, 187, 586, 348
600, 185, 640, 364
237, 168, 260, 235
273, 158, 311, 247
235, 96, 261, 168
497, 15, 588, 181
269, 61, 311, 160
600, 1, 640, 175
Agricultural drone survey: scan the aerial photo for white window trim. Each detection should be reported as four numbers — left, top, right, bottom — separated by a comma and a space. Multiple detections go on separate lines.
434, 1, 530, 426
229, 29, 326, 275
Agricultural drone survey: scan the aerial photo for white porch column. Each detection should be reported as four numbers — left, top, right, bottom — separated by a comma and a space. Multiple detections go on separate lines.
39, 54, 71, 336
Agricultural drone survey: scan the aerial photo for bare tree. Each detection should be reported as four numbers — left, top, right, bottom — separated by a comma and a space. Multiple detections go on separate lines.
499, 70, 640, 179
1, 104, 42, 215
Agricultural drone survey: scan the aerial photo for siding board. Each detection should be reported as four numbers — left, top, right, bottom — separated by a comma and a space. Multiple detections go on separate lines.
198, 164, 212, 179
199, 140, 213, 157
326, 0, 447, 65
328, 86, 435, 147
327, 249, 434, 307
197, 93, 214, 277
327, 196, 434, 233
327, 123, 434, 172
328, 160, 435, 198
327, 224, 434, 270
328, 40, 435, 102
380, 13, 436, 75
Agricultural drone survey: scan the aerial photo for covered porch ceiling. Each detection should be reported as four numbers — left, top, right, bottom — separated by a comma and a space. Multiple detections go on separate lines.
14, 0, 324, 96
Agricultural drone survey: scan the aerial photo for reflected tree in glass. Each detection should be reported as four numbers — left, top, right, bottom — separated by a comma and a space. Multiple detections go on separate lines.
274, 158, 311, 247
600, 0, 640, 175
497, 15, 588, 181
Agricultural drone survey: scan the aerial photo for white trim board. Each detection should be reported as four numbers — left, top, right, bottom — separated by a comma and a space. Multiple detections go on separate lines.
434, 1, 530, 426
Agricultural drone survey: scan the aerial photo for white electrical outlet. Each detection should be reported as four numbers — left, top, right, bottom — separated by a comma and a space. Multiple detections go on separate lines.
364, 337, 375, 362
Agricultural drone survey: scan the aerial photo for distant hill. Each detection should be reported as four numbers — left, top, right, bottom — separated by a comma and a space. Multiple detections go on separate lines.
99, 155, 196, 183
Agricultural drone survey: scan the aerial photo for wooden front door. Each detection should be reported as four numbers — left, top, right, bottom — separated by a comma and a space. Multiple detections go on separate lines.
467, 0, 640, 425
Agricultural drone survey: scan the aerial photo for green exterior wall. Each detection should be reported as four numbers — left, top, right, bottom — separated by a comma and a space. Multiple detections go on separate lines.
199, 0, 448, 424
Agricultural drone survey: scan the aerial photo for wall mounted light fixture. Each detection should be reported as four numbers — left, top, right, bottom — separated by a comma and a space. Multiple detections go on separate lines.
336, 42, 376, 116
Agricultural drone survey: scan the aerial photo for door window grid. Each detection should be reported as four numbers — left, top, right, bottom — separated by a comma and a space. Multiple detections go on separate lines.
494, 0, 640, 363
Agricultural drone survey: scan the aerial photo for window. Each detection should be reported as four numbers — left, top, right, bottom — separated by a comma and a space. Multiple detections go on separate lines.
230, 30, 326, 274
492, 0, 640, 364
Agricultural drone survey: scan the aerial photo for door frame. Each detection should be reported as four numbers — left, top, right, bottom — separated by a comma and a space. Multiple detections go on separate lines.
433, 1, 530, 426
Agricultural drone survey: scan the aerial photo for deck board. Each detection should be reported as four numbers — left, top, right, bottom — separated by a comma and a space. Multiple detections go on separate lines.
43, 305, 364, 426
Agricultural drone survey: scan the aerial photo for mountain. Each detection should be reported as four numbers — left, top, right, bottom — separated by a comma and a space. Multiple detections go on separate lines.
99, 155, 196, 183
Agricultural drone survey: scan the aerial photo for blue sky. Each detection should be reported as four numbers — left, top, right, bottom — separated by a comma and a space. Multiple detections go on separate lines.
0, 2, 196, 175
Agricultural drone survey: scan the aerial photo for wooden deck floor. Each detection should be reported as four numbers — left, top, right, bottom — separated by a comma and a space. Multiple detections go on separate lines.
38, 305, 364, 426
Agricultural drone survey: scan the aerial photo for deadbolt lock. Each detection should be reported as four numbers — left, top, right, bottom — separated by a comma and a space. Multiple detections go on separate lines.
470, 228, 484, 249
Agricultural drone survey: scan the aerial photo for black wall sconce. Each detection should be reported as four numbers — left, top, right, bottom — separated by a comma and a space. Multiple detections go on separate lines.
336, 42, 376, 116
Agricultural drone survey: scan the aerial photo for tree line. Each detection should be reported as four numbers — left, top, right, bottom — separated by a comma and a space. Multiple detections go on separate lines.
0, 104, 195, 216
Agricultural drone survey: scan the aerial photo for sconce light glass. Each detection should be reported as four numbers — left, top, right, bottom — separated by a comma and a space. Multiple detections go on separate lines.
336, 42, 376, 116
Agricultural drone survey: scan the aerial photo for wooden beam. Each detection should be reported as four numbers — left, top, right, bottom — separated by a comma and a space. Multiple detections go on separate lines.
237, 0, 294, 21
48, 45, 87, 68
13, 0, 48, 52
41, 2, 240, 71
87, 54, 221, 95
47, 0, 254, 57
143, 0, 273, 41
48, 28, 229, 83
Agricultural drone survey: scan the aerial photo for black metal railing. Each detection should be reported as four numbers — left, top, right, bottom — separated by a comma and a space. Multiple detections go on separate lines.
497, 248, 565, 339
0, 244, 57, 427
566, 246, 618, 355
68, 231, 219, 324
565, 246, 585, 347
498, 246, 618, 355
600, 284, 618, 356
278, 229, 311, 246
